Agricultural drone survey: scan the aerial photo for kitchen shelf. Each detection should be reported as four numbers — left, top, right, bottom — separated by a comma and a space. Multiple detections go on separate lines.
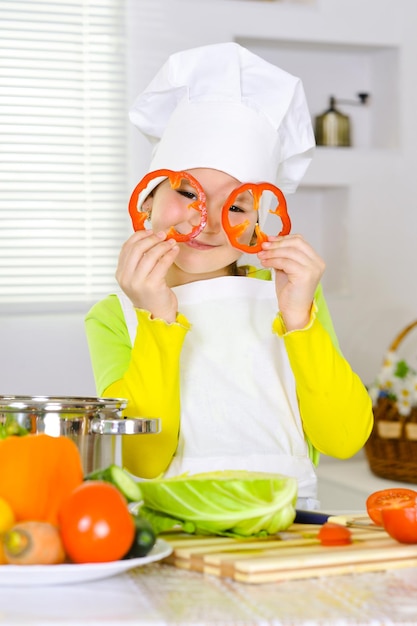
237, 36, 400, 151
303, 147, 400, 186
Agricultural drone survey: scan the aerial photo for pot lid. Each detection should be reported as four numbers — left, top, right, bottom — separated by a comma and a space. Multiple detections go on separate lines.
0, 395, 127, 413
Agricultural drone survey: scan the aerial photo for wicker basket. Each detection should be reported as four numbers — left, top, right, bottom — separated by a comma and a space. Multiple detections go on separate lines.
365, 319, 417, 484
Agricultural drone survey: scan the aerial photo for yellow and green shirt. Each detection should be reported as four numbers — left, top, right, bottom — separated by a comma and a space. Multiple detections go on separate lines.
85, 270, 373, 504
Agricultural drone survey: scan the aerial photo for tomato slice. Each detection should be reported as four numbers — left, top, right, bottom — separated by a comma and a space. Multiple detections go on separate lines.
366, 488, 417, 526
381, 505, 417, 544
317, 522, 352, 546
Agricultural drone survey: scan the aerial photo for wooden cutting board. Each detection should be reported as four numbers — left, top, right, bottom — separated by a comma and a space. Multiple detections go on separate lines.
160, 520, 417, 584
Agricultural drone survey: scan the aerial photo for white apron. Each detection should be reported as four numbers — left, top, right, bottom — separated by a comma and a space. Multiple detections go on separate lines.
118, 276, 319, 509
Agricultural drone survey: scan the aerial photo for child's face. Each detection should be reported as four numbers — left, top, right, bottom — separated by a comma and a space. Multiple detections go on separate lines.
147, 168, 258, 279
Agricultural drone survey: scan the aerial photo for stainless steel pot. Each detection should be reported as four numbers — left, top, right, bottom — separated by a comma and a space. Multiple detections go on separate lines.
0, 395, 160, 474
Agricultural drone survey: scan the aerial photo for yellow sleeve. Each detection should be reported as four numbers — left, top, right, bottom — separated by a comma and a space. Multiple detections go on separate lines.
105, 309, 190, 479
273, 302, 373, 460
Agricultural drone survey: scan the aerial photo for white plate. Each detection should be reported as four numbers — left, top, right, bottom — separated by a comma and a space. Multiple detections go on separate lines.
0, 538, 172, 587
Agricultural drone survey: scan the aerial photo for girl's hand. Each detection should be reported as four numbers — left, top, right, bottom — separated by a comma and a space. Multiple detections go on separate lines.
257, 234, 325, 331
116, 230, 180, 323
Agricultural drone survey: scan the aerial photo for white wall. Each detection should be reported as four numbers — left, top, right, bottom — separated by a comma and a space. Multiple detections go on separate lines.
1, 0, 417, 398
0, 311, 96, 397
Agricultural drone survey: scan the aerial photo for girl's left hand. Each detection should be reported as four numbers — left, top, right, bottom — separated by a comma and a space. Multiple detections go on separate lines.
257, 234, 325, 331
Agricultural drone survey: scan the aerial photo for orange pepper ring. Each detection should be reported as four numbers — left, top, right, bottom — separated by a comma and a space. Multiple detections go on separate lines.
128, 169, 207, 242
221, 182, 291, 254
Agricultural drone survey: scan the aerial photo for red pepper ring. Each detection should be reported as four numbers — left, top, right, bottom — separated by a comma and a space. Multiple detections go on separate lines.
128, 169, 207, 242
221, 182, 291, 254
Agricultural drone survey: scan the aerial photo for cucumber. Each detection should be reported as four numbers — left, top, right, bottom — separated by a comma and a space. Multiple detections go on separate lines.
84, 464, 142, 503
124, 515, 156, 559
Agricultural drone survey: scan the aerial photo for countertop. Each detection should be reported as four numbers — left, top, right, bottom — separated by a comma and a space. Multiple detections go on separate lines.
1, 560, 417, 625
1, 458, 417, 625
316, 456, 417, 511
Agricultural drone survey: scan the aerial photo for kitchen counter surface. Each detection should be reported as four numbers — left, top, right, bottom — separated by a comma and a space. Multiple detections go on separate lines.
2, 457, 417, 625
1, 559, 417, 625
316, 456, 417, 511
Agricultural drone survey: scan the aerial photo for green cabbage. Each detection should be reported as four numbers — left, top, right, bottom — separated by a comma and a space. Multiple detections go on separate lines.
137, 470, 297, 537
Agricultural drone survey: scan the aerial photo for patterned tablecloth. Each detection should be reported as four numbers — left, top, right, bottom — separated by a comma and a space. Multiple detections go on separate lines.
1, 562, 417, 625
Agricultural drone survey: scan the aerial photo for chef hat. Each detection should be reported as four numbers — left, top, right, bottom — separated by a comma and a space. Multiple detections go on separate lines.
129, 42, 315, 225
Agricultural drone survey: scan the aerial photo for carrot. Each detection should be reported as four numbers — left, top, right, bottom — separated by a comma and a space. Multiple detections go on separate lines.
0, 542, 6, 565
3, 521, 66, 565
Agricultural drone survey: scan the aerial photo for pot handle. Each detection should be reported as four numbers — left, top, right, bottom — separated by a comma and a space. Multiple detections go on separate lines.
90, 416, 160, 435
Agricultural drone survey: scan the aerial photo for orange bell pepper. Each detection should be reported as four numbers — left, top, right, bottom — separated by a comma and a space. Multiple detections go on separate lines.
221, 182, 291, 253
129, 169, 207, 242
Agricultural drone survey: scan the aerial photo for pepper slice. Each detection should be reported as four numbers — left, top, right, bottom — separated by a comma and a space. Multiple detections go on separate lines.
128, 169, 207, 242
221, 182, 291, 254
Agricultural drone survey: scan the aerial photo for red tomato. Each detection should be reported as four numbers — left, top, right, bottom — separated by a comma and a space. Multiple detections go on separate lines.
381, 505, 417, 543
58, 481, 135, 563
317, 522, 352, 546
366, 488, 417, 526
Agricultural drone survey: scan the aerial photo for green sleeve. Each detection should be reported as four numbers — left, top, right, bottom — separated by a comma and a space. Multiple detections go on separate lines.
313, 283, 341, 354
85, 295, 132, 395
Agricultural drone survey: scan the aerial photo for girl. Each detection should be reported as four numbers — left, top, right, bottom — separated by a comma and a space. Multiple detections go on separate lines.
85, 43, 373, 509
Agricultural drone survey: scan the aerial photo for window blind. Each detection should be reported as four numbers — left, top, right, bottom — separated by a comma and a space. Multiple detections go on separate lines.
0, 0, 128, 309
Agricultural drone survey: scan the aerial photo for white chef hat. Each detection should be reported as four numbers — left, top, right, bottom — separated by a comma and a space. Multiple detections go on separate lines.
129, 42, 315, 224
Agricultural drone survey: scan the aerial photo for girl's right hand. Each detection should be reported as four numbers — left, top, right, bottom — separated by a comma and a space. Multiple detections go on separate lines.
116, 230, 180, 323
